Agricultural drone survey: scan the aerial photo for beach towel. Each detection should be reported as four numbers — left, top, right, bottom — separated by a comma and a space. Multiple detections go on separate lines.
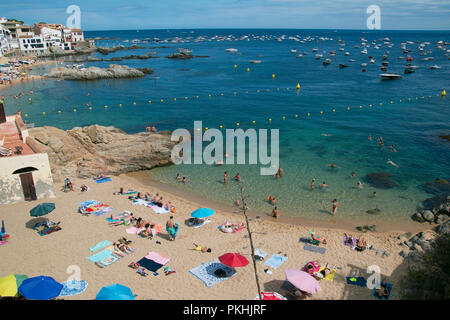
144, 251, 171, 265
90, 240, 112, 252
0, 240, 7, 246
189, 259, 237, 288
132, 199, 149, 206
77, 200, 100, 207
264, 254, 288, 269
372, 283, 394, 300
88, 248, 113, 262
95, 177, 112, 184
255, 249, 268, 261
38, 226, 61, 236
59, 280, 88, 297
346, 276, 367, 287
98, 254, 120, 266
304, 243, 326, 254
137, 257, 164, 272
150, 205, 169, 214
319, 267, 336, 281
193, 220, 212, 228
218, 223, 244, 234
126, 227, 145, 234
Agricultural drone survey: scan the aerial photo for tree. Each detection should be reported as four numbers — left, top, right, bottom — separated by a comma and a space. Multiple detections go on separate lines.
399, 233, 450, 299
237, 183, 262, 300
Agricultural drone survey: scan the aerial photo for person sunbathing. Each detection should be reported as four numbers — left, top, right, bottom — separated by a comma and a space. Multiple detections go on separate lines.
319, 263, 336, 278
80, 185, 88, 192
344, 233, 354, 246
311, 231, 327, 245
192, 243, 212, 253
112, 241, 133, 253
356, 237, 367, 251
109, 214, 134, 226
375, 280, 390, 299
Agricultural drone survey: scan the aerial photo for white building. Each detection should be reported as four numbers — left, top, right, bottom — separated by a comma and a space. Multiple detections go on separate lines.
33, 23, 63, 50
19, 34, 47, 55
0, 19, 9, 56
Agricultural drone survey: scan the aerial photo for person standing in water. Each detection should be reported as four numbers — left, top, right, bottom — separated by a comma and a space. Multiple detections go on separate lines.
311, 179, 316, 190
331, 199, 338, 215
350, 172, 356, 179
224, 172, 228, 184
272, 207, 279, 219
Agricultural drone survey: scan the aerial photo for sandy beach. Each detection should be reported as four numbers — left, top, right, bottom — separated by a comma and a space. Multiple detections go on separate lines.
0, 172, 434, 300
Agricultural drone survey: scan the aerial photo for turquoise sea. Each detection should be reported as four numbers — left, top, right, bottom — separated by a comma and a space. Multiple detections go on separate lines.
3, 29, 450, 224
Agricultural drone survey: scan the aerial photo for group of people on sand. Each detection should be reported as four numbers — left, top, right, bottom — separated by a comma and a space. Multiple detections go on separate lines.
344, 233, 370, 251
126, 190, 176, 213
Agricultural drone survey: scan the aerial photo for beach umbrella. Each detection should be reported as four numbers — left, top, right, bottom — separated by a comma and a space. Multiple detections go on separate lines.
96, 284, 135, 300
219, 253, 249, 268
191, 208, 215, 219
285, 269, 321, 294
0, 274, 28, 297
18, 276, 63, 300
30, 203, 55, 217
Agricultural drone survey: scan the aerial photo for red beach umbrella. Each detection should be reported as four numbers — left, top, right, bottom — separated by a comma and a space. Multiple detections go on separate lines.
219, 253, 249, 268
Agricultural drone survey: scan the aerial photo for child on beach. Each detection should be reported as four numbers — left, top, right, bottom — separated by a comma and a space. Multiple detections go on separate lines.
272, 207, 280, 219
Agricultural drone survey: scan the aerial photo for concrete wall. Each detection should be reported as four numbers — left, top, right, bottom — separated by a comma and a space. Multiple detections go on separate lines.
0, 152, 55, 205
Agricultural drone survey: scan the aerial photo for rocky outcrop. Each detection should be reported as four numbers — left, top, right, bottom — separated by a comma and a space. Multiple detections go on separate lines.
28, 125, 176, 181
44, 64, 145, 80
364, 172, 397, 189
96, 45, 145, 55
411, 196, 450, 224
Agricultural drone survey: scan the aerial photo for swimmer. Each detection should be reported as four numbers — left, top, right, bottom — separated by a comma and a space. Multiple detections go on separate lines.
368, 135, 373, 141
311, 179, 316, 190
328, 163, 337, 169
321, 133, 332, 137
234, 173, 241, 181
372, 191, 377, 198
181, 176, 188, 183
378, 137, 384, 146
224, 172, 228, 184
386, 158, 399, 167
321, 181, 328, 189
331, 199, 338, 215
277, 167, 284, 177
390, 145, 397, 153
350, 172, 356, 179
356, 180, 363, 189
176, 173, 182, 181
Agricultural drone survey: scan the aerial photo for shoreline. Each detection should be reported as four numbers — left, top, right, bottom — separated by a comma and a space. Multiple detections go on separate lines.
126, 171, 432, 234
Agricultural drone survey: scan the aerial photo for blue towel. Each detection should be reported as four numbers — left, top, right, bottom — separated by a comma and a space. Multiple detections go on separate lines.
77, 200, 99, 206
137, 258, 164, 272
95, 177, 112, 184
90, 240, 112, 252
189, 259, 237, 288
346, 276, 367, 287
88, 249, 113, 262
59, 280, 88, 297
264, 254, 288, 269
304, 243, 326, 254
372, 283, 394, 300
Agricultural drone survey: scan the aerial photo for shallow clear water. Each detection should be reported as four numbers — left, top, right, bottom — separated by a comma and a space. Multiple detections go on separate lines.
3, 29, 450, 222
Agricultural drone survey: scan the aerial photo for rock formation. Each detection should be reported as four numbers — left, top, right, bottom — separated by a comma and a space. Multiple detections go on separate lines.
44, 64, 146, 80
28, 125, 176, 181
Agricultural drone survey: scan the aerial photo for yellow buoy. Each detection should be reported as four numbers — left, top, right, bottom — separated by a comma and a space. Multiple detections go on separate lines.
24, 114, 28, 118
219, 125, 223, 129
390, 101, 393, 104
236, 122, 240, 127
296, 83, 300, 90
205, 127, 208, 131
161, 99, 164, 103
89, 107, 92, 110
245, 91, 248, 94
380, 103, 383, 106
73, 109, 77, 112
247, 68, 250, 72
148, 101, 151, 104
360, 106, 363, 109
133, 102, 136, 105
252, 120, 256, 124
295, 114, 298, 118
234, 92, 237, 96
174, 98, 176, 101
268, 118, 272, 122
320, 111, 324, 114
399, 99, 402, 102
104, 105, 108, 109
234, 64, 237, 68
257, 90, 260, 93
332, 109, 336, 113
369, 104, 372, 107
307, 113, 310, 117
347, 107, 350, 111
442, 90, 447, 97
42, 112, 46, 116
58, 110, 62, 114
282, 116, 286, 120
196, 96, 199, 99
119, 104, 122, 107
208, 94, 211, 97
185, 97, 188, 100
272, 74, 275, 79
220, 93, 224, 96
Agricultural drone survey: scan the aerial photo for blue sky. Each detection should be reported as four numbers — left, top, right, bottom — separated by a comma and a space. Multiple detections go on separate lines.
1, 0, 449, 31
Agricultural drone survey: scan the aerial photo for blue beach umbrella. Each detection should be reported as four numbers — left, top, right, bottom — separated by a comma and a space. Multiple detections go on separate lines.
30, 203, 55, 217
96, 284, 135, 300
191, 208, 215, 219
18, 276, 63, 300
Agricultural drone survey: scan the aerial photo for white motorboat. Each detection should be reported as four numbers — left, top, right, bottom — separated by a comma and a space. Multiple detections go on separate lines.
380, 73, 402, 80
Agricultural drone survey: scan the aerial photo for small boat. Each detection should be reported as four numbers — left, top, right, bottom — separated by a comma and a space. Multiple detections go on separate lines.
323, 58, 331, 66
225, 48, 238, 52
344, 52, 350, 56
404, 67, 415, 74
429, 65, 441, 69
380, 73, 402, 80
348, 59, 356, 62
382, 62, 389, 66
290, 49, 297, 53
296, 54, 303, 58
380, 67, 387, 71
250, 60, 261, 64
361, 63, 367, 67
312, 48, 318, 52
339, 64, 348, 69
315, 54, 323, 60
369, 59, 375, 64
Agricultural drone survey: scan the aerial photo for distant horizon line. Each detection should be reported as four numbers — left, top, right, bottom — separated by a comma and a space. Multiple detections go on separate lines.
83, 27, 450, 33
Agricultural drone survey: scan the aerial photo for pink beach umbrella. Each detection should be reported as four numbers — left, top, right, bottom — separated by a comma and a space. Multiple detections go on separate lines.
285, 269, 321, 294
